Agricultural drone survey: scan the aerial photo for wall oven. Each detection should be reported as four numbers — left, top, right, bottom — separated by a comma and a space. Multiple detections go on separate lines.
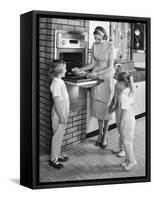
54, 30, 89, 109
55, 30, 88, 78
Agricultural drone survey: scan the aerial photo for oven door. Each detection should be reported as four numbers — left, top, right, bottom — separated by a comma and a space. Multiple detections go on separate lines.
56, 48, 87, 73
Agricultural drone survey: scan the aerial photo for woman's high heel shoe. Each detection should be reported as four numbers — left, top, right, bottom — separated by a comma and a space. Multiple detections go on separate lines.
101, 144, 108, 149
101, 136, 108, 149
95, 141, 102, 147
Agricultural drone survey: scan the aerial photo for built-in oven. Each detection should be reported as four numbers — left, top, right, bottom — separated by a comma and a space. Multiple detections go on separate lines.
55, 30, 88, 81
55, 30, 97, 133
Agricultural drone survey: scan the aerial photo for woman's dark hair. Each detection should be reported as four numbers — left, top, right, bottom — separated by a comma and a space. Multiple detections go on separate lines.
93, 26, 108, 40
117, 72, 134, 93
48, 59, 66, 79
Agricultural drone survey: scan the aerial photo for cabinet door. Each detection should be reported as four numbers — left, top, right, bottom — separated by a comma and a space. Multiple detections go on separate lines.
133, 81, 145, 116
86, 90, 98, 133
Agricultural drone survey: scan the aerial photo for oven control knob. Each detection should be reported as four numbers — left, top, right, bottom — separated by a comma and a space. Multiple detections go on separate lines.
61, 40, 66, 46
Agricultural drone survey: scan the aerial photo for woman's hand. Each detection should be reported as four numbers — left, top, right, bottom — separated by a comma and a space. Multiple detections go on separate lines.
108, 106, 115, 113
72, 67, 81, 72
108, 106, 113, 113
87, 72, 98, 79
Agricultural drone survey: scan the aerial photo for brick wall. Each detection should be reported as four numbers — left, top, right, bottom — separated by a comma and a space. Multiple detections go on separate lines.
62, 108, 87, 147
39, 17, 89, 155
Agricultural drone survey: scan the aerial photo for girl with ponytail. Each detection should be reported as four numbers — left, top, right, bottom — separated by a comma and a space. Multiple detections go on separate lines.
116, 72, 137, 171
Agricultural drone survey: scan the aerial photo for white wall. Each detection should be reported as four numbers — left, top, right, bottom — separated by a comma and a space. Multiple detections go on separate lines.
0, 0, 153, 199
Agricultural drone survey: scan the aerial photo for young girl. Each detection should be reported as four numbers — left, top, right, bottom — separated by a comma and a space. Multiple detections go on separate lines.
117, 72, 137, 171
48, 59, 70, 169
109, 65, 126, 157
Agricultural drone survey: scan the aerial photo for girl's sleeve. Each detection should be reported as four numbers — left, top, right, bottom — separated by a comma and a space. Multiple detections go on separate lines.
120, 94, 130, 109
50, 80, 61, 97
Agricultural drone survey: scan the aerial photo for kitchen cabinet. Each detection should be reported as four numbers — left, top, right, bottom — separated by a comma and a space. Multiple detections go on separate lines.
86, 89, 98, 133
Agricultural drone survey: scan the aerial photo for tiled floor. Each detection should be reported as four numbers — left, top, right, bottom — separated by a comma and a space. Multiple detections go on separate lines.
40, 117, 145, 182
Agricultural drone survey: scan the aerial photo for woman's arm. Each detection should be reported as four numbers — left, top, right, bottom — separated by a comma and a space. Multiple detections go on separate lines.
82, 47, 97, 71
72, 61, 93, 72
108, 96, 115, 113
109, 86, 116, 109
109, 85, 118, 113
53, 97, 66, 124
79, 63, 94, 71
73, 44, 96, 72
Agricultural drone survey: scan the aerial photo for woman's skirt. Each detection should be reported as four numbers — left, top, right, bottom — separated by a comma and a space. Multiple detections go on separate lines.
90, 68, 115, 120
91, 99, 113, 120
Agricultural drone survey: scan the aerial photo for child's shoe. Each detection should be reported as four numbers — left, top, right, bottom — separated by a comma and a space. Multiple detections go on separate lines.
120, 160, 128, 167
49, 160, 64, 169
124, 160, 137, 171
117, 150, 126, 157
58, 155, 69, 162
112, 148, 121, 153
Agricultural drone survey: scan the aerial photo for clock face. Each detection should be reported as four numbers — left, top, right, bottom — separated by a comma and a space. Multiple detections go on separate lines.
135, 28, 140, 36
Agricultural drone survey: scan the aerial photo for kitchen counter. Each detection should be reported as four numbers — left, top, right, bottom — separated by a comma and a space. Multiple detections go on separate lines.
65, 78, 102, 134
65, 78, 100, 109
132, 67, 145, 82
65, 79, 99, 88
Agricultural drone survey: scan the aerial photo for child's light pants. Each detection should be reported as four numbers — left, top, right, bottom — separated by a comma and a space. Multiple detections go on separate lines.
121, 114, 136, 163
51, 104, 69, 161
51, 123, 66, 161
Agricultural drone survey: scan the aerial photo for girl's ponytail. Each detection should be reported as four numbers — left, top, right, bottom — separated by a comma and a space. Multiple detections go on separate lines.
117, 71, 134, 95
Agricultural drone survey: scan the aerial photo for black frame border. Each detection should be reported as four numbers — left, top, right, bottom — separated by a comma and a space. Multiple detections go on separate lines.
20, 10, 151, 189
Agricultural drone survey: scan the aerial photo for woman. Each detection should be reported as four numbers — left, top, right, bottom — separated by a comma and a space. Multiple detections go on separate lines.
73, 26, 115, 148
